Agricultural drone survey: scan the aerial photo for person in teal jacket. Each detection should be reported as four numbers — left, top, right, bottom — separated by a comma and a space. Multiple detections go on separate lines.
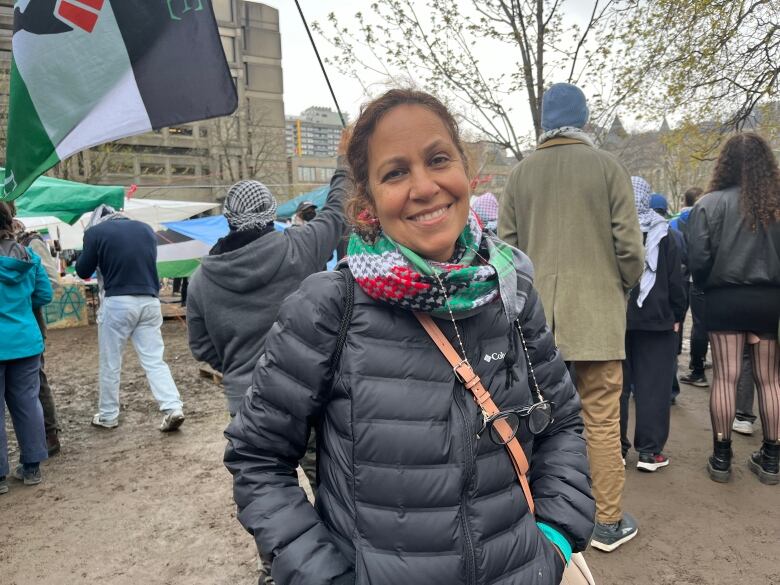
0, 202, 53, 493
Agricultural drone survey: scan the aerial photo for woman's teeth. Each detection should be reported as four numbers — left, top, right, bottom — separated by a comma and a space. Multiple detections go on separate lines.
412, 207, 447, 222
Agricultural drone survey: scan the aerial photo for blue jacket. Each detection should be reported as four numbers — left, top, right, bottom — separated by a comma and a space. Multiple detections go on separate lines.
0, 239, 53, 361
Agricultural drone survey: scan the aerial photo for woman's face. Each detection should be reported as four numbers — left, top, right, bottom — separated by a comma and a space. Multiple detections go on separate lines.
366, 104, 470, 262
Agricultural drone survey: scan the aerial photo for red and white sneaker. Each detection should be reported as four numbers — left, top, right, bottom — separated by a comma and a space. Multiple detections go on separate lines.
637, 453, 670, 472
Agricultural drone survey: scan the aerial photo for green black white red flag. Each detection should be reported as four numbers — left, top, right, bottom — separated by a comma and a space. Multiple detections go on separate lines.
2, 0, 237, 201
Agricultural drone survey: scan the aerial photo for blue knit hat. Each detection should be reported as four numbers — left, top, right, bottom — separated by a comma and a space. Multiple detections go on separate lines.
541, 83, 589, 131
649, 193, 668, 215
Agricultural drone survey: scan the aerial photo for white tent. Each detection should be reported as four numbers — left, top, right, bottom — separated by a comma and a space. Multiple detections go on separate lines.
18, 198, 219, 249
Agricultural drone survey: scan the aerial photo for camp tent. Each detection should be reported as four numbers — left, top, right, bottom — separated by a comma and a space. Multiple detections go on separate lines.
1, 167, 125, 224
18, 198, 220, 250
276, 185, 329, 219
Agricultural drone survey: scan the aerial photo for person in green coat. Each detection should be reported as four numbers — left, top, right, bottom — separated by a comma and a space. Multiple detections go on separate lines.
499, 83, 644, 553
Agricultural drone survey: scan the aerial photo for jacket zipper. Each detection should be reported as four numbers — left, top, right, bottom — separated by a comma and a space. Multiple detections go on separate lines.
453, 324, 477, 585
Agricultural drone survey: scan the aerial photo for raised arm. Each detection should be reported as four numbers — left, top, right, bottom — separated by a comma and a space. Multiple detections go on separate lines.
289, 130, 351, 271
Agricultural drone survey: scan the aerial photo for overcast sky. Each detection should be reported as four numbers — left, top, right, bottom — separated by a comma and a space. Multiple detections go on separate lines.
257, 0, 377, 120
256, 0, 621, 136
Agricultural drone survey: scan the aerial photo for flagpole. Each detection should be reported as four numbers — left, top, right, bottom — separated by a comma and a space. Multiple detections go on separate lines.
293, 0, 347, 128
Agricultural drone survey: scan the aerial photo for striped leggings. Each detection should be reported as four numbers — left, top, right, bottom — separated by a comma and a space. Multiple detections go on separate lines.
709, 332, 780, 442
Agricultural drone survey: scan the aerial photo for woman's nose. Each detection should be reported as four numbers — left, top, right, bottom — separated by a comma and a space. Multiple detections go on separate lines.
409, 169, 440, 200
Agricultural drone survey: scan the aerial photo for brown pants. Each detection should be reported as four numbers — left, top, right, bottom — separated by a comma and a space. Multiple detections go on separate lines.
575, 360, 625, 524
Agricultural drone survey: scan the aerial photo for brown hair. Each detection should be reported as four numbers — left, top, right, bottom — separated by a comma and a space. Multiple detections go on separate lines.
0, 201, 14, 238
683, 187, 703, 208
346, 89, 469, 239
708, 132, 780, 230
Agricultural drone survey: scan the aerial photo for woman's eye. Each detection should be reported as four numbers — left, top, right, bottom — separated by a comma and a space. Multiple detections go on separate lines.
383, 168, 406, 182
431, 154, 451, 166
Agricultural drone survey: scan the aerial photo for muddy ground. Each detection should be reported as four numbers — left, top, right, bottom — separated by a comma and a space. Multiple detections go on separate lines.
2, 321, 779, 585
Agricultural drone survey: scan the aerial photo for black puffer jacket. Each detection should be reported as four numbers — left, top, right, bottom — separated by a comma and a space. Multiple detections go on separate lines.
225, 253, 595, 585
688, 187, 780, 290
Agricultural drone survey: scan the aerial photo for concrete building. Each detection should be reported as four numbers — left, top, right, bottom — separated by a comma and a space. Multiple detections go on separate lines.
287, 155, 339, 197
286, 106, 344, 158
0, 0, 288, 205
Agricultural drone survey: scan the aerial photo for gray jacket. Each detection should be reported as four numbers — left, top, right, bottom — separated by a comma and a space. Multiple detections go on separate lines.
187, 164, 349, 413
224, 252, 595, 585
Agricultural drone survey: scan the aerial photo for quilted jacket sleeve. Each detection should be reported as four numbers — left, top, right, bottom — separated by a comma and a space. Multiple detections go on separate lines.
519, 287, 595, 552
224, 271, 352, 585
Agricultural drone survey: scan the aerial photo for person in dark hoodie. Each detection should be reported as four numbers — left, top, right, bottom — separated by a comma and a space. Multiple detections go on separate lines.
620, 177, 686, 473
186, 129, 350, 417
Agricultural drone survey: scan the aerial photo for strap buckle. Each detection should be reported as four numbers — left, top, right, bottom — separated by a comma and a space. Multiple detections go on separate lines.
453, 359, 474, 384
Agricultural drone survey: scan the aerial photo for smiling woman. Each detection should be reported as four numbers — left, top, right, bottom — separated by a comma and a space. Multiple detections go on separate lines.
224, 89, 595, 585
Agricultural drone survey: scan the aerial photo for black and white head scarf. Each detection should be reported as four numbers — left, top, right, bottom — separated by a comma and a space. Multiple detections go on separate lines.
224, 180, 277, 232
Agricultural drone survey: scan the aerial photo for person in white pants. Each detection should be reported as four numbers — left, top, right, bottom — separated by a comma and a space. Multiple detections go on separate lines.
76, 206, 184, 432
97, 296, 183, 428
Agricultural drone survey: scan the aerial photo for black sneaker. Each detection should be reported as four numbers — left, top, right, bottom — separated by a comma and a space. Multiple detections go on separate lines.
0, 476, 8, 494
591, 512, 638, 552
637, 453, 670, 472
680, 373, 709, 387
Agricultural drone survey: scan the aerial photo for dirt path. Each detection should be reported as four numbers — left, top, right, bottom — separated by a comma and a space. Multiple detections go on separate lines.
2, 322, 779, 585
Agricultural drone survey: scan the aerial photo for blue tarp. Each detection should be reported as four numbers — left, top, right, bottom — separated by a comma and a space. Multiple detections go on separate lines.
276, 185, 329, 219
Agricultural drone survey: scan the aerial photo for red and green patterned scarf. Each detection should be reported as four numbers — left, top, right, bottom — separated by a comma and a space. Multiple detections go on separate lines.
347, 212, 520, 319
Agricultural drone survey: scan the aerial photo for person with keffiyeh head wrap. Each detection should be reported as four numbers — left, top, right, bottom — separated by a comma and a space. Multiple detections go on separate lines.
619, 176, 686, 476
187, 135, 349, 420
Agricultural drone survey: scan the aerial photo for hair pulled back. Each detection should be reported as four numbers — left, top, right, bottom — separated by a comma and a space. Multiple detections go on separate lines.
0, 201, 14, 237
346, 89, 468, 239
708, 132, 780, 230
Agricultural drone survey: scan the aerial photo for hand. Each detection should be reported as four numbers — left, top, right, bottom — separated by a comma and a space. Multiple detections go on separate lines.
673, 322, 680, 333
337, 126, 352, 157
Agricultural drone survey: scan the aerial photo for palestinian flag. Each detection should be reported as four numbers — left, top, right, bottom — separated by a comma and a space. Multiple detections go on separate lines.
3, 0, 237, 201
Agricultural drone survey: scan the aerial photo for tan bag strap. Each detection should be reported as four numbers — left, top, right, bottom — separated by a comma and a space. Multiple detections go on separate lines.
414, 312, 535, 515
536, 137, 584, 150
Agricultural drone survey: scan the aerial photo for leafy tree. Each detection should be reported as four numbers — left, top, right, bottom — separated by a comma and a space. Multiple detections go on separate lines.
315, 0, 629, 160
619, 0, 779, 130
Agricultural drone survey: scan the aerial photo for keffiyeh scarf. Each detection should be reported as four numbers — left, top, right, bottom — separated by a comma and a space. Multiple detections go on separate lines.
631, 176, 669, 308
347, 212, 519, 320
224, 180, 277, 232
538, 126, 595, 147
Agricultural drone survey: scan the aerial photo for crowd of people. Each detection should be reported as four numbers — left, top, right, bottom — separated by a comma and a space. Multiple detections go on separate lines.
1, 82, 779, 585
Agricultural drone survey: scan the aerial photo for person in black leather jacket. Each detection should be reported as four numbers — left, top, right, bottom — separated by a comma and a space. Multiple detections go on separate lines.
224, 90, 595, 585
688, 132, 780, 485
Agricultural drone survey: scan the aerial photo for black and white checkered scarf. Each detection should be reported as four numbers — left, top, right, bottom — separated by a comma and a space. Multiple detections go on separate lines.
224, 181, 277, 232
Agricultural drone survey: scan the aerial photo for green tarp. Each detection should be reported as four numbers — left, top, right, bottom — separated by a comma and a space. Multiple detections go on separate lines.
1, 167, 125, 224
